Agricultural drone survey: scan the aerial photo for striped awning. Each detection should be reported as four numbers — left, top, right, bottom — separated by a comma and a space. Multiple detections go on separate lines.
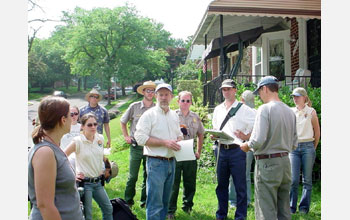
192, 0, 320, 45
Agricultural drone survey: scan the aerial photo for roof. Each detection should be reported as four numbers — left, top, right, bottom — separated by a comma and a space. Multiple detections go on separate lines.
192, 0, 321, 45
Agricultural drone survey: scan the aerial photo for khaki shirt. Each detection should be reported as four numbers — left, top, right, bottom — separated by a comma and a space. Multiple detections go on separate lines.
176, 109, 204, 145
120, 101, 155, 137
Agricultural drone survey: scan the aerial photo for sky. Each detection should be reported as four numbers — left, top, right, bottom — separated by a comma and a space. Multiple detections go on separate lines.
28, 0, 213, 40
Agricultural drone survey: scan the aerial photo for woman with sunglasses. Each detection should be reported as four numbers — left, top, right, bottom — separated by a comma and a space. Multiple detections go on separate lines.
28, 96, 84, 220
60, 106, 81, 170
289, 87, 320, 214
65, 113, 113, 220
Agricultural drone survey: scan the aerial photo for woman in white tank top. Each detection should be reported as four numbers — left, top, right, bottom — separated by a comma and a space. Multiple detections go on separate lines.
289, 87, 320, 214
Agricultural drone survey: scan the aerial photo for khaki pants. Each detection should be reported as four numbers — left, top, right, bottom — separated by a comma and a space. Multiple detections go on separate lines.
254, 156, 292, 220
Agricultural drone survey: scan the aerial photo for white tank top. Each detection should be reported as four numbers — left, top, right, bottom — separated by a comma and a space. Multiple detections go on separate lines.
292, 105, 315, 142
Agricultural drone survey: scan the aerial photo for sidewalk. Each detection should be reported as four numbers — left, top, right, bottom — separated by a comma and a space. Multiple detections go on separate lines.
107, 94, 134, 112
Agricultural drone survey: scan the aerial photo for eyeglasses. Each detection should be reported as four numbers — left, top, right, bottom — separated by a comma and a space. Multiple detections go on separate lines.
70, 112, 79, 117
180, 99, 191, 103
144, 89, 155, 94
89, 95, 99, 99
86, 122, 98, 127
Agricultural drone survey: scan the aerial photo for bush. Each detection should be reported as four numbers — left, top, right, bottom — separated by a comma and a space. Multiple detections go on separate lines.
177, 80, 202, 103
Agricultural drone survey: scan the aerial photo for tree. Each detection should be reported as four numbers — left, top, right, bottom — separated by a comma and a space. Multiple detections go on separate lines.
175, 60, 200, 80
63, 5, 172, 104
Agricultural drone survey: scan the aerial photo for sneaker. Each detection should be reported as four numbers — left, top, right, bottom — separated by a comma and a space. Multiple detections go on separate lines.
126, 203, 133, 209
182, 207, 192, 214
167, 214, 175, 220
299, 209, 308, 214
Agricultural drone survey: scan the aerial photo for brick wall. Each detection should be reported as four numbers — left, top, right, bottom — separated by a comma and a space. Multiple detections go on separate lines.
290, 18, 299, 76
211, 56, 219, 78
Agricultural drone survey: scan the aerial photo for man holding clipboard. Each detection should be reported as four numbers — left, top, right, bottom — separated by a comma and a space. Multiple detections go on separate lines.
210, 79, 256, 220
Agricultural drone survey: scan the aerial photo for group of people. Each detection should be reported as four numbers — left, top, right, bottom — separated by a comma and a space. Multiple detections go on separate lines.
28, 75, 320, 220
28, 89, 115, 220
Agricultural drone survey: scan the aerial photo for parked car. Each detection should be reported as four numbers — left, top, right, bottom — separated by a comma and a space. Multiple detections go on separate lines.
104, 93, 116, 100
93, 84, 101, 90
52, 91, 67, 99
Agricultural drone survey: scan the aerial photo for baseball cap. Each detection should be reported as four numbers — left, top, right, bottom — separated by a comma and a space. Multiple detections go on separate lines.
253, 76, 278, 95
291, 87, 307, 97
155, 83, 173, 93
219, 79, 236, 89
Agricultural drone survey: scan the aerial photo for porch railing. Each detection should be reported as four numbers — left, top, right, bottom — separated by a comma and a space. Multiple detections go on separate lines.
203, 74, 319, 109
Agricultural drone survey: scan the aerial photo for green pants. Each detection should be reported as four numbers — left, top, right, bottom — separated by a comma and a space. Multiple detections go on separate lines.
254, 156, 292, 220
124, 145, 147, 205
168, 159, 197, 214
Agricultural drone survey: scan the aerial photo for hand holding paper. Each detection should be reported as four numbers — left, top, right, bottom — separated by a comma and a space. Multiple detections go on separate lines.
173, 139, 196, 162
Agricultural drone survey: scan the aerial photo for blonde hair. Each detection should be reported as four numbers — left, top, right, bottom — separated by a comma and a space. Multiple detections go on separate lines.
178, 91, 193, 102
305, 96, 312, 107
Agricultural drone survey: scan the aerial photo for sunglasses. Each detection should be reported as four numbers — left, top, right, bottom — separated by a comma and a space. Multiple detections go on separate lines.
144, 89, 155, 94
70, 112, 79, 117
89, 95, 99, 99
86, 122, 98, 127
180, 99, 191, 103
180, 127, 188, 136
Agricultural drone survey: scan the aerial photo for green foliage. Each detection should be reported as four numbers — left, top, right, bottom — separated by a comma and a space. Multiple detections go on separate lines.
177, 80, 202, 103
175, 60, 200, 80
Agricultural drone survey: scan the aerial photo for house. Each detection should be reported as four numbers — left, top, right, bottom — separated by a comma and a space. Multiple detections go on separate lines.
189, 0, 321, 107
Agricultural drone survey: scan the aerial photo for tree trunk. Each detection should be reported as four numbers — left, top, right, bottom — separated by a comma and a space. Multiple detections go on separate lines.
83, 76, 87, 91
40, 83, 44, 93
122, 86, 126, 96
77, 78, 81, 92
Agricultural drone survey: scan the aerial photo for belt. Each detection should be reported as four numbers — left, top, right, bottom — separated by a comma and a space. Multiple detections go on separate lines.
147, 155, 174, 161
255, 152, 289, 160
83, 176, 102, 183
220, 143, 240, 150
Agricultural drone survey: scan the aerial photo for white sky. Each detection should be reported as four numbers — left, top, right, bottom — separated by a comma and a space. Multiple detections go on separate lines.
28, 0, 213, 40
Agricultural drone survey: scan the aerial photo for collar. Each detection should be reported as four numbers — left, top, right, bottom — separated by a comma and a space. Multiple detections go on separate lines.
140, 100, 155, 109
176, 109, 191, 117
223, 100, 239, 110
81, 133, 99, 144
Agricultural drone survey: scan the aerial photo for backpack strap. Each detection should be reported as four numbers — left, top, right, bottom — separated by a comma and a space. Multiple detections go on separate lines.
219, 102, 243, 130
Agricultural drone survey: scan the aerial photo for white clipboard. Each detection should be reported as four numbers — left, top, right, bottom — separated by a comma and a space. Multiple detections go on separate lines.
205, 129, 235, 141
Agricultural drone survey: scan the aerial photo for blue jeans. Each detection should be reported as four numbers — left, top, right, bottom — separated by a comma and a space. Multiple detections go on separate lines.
146, 157, 175, 220
289, 141, 316, 213
83, 181, 113, 220
229, 150, 254, 206
215, 146, 247, 220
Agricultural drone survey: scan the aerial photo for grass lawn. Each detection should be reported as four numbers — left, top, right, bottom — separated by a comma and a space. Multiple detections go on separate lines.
28, 97, 321, 219
28, 86, 88, 100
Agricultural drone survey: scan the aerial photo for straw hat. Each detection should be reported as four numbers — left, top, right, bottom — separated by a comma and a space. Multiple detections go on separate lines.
85, 88, 102, 102
136, 81, 156, 95
110, 161, 119, 178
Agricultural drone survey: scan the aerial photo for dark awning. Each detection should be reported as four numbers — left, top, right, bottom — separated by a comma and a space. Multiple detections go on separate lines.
202, 26, 264, 60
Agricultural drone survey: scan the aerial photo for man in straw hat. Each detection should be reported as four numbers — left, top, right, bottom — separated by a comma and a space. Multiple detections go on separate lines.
80, 88, 111, 147
240, 76, 298, 220
120, 80, 156, 208
134, 83, 183, 220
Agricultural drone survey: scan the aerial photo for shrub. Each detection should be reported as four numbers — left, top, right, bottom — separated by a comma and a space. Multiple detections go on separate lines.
177, 80, 202, 103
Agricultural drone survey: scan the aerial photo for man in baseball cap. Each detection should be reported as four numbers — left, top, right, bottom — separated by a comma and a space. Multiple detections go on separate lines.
253, 76, 279, 95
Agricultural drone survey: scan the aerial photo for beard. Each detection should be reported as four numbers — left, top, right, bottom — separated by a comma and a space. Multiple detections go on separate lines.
159, 101, 169, 108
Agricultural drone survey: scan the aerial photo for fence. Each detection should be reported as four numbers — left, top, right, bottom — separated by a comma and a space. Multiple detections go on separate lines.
203, 74, 320, 109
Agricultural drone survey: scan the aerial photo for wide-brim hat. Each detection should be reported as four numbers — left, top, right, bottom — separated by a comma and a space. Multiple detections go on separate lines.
137, 81, 157, 95
219, 79, 236, 89
110, 161, 119, 178
253, 76, 278, 95
85, 88, 102, 102
291, 87, 307, 97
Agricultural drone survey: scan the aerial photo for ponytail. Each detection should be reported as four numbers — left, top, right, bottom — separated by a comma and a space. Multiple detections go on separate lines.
32, 125, 45, 144
305, 96, 312, 107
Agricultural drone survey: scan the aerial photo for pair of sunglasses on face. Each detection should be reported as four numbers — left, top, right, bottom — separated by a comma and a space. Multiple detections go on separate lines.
86, 122, 98, 127
89, 95, 100, 99
70, 112, 79, 117
180, 99, 191, 103
144, 89, 155, 94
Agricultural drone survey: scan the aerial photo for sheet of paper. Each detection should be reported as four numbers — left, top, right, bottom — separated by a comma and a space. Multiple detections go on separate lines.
173, 139, 196, 162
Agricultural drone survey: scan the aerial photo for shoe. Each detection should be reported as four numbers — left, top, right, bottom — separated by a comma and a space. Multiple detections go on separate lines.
182, 207, 192, 214
140, 202, 146, 208
299, 209, 308, 214
167, 214, 175, 220
126, 203, 133, 209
